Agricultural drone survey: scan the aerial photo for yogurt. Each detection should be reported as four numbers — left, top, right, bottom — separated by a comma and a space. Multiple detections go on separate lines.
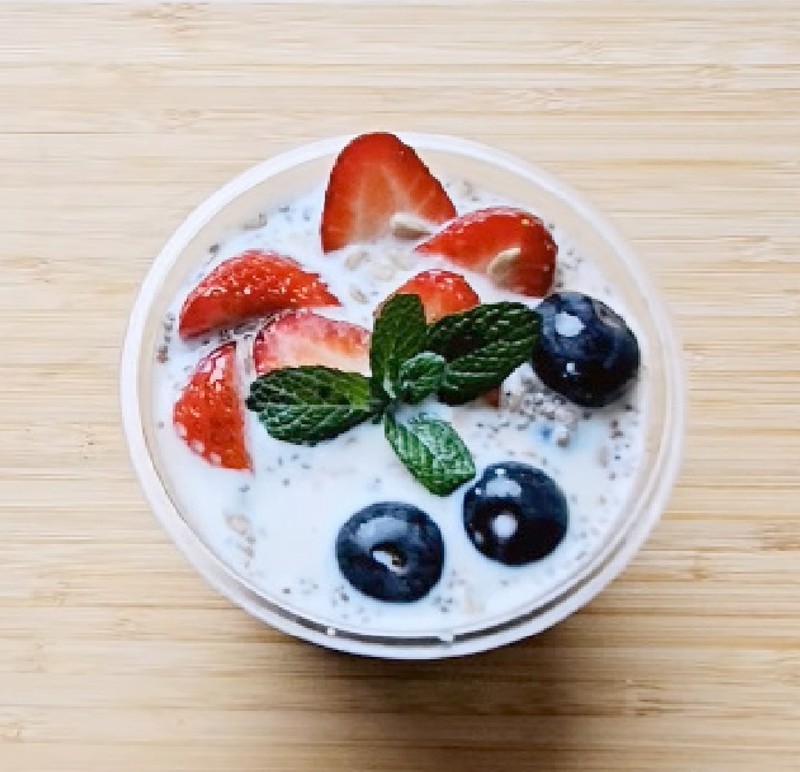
152, 178, 645, 637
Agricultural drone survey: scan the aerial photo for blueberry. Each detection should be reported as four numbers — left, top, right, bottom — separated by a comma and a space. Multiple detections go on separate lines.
335, 502, 444, 602
532, 291, 640, 407
463, 462, 568, 565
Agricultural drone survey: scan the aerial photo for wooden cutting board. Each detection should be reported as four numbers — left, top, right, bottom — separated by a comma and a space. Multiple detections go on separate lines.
1, 3, 798, 770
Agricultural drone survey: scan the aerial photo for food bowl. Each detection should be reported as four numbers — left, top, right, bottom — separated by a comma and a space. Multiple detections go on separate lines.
120, 133, 684, 659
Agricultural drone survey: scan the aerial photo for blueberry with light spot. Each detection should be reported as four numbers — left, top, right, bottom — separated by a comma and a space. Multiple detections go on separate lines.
463, 462, 568, 565
532, 291, 640, 407
336, 502, 444, 602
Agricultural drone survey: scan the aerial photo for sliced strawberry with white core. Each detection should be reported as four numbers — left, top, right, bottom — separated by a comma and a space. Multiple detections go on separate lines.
253, 310, 370, 376
415, 207, 557, 297
172, 342, 251, 471
178, 249, 340, 339
321, 132, 456, 253
384, 269, 480, 324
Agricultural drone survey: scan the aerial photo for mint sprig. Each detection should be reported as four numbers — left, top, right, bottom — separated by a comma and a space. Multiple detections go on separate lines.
370, 294, 427, 399
246, 366, 377, 444
384, 413, 475, 495
397, 352, 446, 405
425, 302, 540, 404
246, 296, 540, 495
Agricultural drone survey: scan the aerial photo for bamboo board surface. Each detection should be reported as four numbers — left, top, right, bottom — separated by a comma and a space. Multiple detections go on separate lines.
1, 3, 799, 770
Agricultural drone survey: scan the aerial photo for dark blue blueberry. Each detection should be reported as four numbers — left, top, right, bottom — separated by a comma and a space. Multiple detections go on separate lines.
335, 502, 444, 602
463, 462, 568, 566
532, 291, 640, 407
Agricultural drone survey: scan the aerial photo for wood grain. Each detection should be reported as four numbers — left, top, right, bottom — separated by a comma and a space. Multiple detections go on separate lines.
1, 2, 798, 770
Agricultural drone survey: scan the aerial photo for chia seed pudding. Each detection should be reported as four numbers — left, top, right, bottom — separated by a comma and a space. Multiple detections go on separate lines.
152, 145, 645, 639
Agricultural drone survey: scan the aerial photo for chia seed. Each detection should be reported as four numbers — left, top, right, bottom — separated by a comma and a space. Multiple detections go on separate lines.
242, 212, 268, 230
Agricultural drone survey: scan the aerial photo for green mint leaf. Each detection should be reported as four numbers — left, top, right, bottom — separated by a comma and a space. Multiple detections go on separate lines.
246, 366, 378, 444
370, 294, 427, 399
397, 352, 446, 405
425, 302, 540, 404
384, 413, 476, 496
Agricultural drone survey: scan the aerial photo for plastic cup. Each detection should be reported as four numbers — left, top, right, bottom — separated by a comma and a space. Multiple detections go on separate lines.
120, 133, 684, 659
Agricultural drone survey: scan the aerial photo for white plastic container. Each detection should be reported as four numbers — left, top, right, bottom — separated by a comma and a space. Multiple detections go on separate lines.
121, 133, 684, 659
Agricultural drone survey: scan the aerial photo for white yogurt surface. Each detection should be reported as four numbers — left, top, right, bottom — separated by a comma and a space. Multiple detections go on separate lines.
153, 178, 645, 638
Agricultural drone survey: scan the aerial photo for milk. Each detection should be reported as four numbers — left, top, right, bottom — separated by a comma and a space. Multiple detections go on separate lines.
152, 179, 645, 637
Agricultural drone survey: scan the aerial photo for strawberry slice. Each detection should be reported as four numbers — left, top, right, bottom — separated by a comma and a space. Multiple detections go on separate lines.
386, 269, 479, 323
321, 132, 456, 253
173, 342, 251, 470
482, 387, 501, 408
178, 250, 340, 339
253, 310, 370, 376
415, 207, 557, 297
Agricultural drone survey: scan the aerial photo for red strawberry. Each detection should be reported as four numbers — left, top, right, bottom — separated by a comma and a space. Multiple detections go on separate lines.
386, 269, 479, 323
415, 207, 557, 296
482, 387, 501, 408
253, 310, 370, 376
173, 342, 251, 471
179, 250, 340, 339
321, 132, 456, 253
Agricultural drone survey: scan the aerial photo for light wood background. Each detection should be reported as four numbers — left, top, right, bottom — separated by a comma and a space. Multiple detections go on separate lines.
1, 3, 798, 770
